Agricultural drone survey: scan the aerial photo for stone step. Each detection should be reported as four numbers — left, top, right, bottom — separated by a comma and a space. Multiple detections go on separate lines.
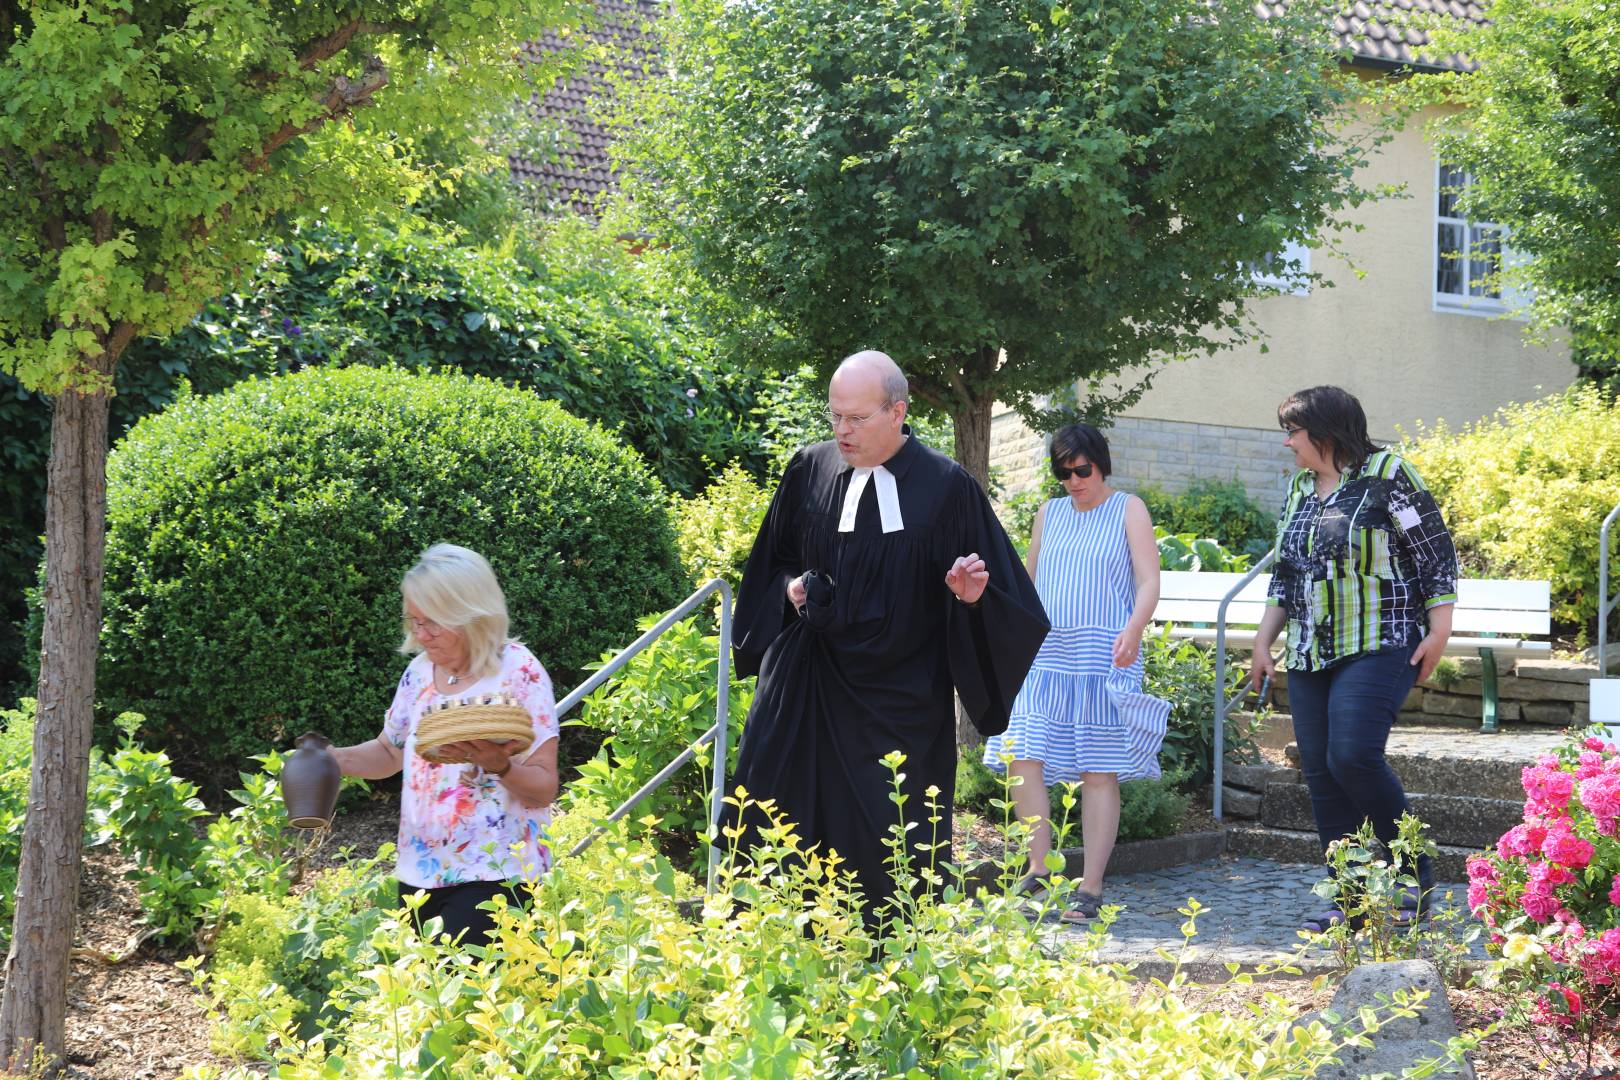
1281, 725, 1565, 803
1224, 824, 1474, 883
1260, 781, 1518, 850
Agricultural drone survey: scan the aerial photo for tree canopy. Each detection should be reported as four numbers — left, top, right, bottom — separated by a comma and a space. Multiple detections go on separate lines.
1416, 0, 1620, 386
614, 0, 1380, 479
0, 0, 586, 392
0, 1, 586, 1069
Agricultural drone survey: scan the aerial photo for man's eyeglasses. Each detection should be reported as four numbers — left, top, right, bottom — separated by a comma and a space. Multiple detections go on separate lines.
1053, 462, 1095, 481
824, 401, 892, 430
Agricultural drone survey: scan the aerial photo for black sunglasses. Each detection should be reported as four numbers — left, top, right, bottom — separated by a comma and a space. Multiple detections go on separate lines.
1053, 463, 1095, 481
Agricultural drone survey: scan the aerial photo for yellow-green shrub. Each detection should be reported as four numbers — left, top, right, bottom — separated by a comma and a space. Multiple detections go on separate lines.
189, 850, 398, 1060
670, 460, 772, 587
1402, 385, 1620, 632
200, 789, 1447, 1079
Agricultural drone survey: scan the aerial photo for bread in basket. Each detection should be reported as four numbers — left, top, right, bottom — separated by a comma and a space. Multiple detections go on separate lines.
415, 694, 533, 765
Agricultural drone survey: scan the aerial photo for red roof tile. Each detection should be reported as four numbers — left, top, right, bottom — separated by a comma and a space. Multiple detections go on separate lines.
1256, 0, 1483, 72
516, 1, 1483, 215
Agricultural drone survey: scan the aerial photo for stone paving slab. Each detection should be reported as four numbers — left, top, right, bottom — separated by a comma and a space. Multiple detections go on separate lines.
1038, 855, 1484, 978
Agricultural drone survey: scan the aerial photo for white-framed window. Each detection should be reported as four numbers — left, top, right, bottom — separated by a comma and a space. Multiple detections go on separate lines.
1434, 162, 1514, 315
1251, 237, 1311, 295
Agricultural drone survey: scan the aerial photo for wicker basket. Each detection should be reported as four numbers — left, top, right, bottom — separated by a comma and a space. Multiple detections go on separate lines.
415, 694, 533, 765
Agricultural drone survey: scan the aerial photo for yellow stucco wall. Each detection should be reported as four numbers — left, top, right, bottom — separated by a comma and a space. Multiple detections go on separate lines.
1113, 95, 1573, 442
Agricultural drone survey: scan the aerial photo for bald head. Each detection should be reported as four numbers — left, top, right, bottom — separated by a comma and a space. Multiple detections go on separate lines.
828, 349, 909, 468
834, 350, 909, 407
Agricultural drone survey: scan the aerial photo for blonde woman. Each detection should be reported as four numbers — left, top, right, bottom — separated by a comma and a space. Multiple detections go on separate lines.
328, 544, 559, 946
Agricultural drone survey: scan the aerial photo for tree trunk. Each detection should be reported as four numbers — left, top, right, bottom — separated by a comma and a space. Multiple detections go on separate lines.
0, 382, 111, 1076
951, 389, 994, 496
952, 389, 996, 748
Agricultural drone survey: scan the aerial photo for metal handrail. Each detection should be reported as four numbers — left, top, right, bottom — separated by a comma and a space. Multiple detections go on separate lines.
558, 578, 733, 896
1213, 549, 1277, 820
1601, 501, 1620, 679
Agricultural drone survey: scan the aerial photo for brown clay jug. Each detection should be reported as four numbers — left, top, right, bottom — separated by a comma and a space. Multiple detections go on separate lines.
281, 732, 341, 829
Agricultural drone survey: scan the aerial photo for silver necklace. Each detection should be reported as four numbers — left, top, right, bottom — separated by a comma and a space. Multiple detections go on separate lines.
443, 666, 469, 687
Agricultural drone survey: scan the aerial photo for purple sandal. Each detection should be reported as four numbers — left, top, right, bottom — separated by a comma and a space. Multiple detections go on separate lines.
1300, 908, 1356, 934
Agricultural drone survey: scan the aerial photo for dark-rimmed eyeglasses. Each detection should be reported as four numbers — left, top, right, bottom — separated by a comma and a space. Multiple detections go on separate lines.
1053, 463, 1095, 481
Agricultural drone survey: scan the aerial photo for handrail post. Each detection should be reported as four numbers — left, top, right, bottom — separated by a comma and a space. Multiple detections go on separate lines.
553, 578, 737, 899
707, 581, 732, 896
1214, 550, 1276, 820
1601, 501, 1620, 678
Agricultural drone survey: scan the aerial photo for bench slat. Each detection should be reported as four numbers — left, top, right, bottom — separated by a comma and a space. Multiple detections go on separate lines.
1162, 625, 1552, 659
1154, 599, 1271, 624
1456, 578, 1552, 611
1156, 571, 1552, 635
1451, 609, 1552, 634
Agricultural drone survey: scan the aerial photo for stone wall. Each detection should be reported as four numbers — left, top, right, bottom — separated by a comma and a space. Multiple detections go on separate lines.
987, 407, 1045, 502
1271, 657, 1601, 728
989, 407, 1295, 509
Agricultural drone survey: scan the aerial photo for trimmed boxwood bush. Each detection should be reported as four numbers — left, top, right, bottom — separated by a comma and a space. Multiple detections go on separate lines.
94, 366, 690, 785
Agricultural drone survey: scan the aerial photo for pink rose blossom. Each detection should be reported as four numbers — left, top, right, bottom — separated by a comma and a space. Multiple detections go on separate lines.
1610, 874, 1620, 907
1528, 861, 1575, 890
1522, 888, 1563, 922
1585, 737, 1610, 753
1467, 880, 1491, 914
1543, 831, 1595, 869
1580, 774, 1620, 819
1577, 752, 1607, 781
1499, 823, 1549, 858
1523, 765, 1576, 812
1578, 929, 1620, 987
1532, 983, 1583, 1028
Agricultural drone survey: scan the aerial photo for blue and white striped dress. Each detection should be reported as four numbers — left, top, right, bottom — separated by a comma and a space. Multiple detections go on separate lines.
983, 491, 1169, 783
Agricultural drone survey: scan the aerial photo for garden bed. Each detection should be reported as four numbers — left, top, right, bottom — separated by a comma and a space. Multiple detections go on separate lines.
9, 791, 1574, 1078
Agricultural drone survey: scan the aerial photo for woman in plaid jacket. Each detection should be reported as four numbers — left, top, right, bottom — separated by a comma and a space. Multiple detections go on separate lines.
1249, 386, 1458, 933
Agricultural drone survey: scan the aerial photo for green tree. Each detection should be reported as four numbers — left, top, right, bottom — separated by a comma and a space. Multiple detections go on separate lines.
1415, 0, 1620, 386
0, 2, 583, 1068
614, 0, 1379, 485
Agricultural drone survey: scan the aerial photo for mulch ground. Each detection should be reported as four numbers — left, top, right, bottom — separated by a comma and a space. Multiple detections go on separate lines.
1, 795, 403, 1080
5, 790, 1593, 1078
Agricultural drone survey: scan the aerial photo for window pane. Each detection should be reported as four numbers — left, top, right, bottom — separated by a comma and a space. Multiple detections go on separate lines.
1436, 222, 1464, 295
1469, 226, 1502, 298
1437, 164, 1468, 218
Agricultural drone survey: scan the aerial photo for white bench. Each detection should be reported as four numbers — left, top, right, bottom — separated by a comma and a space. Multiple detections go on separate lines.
1156, 567, 1552, 734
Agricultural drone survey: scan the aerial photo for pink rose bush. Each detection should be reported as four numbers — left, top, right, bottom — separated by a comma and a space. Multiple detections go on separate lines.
1469, 731, 1620, 1052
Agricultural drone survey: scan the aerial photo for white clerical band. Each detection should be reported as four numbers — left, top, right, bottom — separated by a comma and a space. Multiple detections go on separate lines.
839, 465, 904, 534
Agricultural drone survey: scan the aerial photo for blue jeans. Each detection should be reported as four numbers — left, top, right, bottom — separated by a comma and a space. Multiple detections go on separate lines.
1287, 643, 1432, 889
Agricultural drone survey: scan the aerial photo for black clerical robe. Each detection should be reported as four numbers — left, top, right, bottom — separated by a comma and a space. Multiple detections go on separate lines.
729, 434, 1049, 923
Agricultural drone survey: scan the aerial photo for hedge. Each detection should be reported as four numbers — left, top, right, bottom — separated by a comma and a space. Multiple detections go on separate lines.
91, 365, 691, 785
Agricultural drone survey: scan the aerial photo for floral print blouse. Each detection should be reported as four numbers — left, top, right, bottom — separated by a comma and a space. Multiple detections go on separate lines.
382, 641, 558, 889
1266, 450, 1458, 672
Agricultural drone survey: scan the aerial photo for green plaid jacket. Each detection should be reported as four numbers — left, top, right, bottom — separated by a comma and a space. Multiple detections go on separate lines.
1266, 451, 1458, 672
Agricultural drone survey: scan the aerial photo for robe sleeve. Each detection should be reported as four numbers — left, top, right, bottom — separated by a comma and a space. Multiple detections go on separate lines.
732, 452, 806, 679
945, 471, 1050, 738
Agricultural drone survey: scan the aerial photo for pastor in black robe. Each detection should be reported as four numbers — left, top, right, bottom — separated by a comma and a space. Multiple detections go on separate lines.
728, 432, 1049, 924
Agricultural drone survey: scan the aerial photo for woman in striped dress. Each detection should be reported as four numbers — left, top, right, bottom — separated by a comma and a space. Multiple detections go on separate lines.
984, 424, 1170, 921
